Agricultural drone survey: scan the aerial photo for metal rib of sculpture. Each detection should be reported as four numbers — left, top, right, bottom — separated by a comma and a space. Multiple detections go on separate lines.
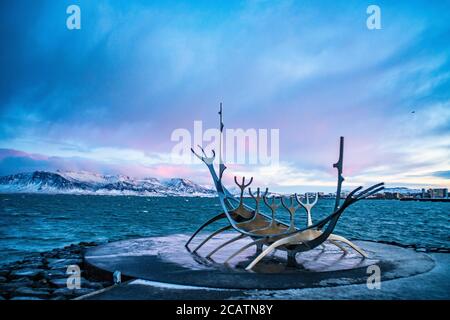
294, 192, 364, 255
186, 106, 384, 270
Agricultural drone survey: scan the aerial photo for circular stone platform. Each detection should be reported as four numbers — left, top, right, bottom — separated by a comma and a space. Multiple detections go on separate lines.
84, 234, 435, 290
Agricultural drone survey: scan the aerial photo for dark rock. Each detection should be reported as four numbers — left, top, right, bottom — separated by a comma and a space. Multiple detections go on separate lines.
10, 268, 43, 279
0, 283, 16, 293
79, 241, 97, 247
49, 278, 68, 288
12, 287, 51, 299
3, 264, 20, 271
0, 269, 10, 277
52, 287, 95, 297
48, 276, 102, 289
40, 252, 55, 258
11, 276, 33, 282
54, 252, 77, 260
48, 258, 82, 269
0, 283, 24, 293
11, 296, 43, 300
22, 262, 44, 269
32, 278, 51, 288
22, 256, 44, 265
0, 280, 35, 294
43, 269, 67, 280
0, 242, 105, 300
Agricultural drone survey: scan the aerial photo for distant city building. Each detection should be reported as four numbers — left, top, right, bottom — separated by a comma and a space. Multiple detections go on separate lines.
429, 188, 448, 198
312, 187, 447, 200
384, 192, 402, 200
416, 188, 448, 199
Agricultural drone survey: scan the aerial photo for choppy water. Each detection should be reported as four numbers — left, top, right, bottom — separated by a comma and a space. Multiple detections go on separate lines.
0, 194, 449, 264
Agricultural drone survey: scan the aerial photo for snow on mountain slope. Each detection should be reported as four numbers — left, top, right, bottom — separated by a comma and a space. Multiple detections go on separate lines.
0, 171, 216, 197
57, 170, 129, 184
161, 178, 215, 195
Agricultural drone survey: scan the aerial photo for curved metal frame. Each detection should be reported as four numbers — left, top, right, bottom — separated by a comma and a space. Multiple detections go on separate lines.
186, 106, 384, 270
295, 192, 368, 257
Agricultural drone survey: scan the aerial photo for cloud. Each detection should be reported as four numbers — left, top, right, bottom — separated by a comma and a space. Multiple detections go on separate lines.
432, 171, 450, 179
0, 148, 203, 182
0, 0, 449, 190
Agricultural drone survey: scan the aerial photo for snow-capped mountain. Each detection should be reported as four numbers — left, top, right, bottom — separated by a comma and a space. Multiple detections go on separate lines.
0, 171, 216, 197
162, 178, 213, 195
382, 187, 422, 195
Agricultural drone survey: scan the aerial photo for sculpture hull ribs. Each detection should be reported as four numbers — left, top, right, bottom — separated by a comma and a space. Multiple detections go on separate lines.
187, 105, 383, 270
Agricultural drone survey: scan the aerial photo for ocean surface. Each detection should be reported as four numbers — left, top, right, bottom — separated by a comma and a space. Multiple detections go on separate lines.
0, 194, 449, 264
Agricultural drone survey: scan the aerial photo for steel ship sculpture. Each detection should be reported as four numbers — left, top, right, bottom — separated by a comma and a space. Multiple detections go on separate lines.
186, 104, 384, 270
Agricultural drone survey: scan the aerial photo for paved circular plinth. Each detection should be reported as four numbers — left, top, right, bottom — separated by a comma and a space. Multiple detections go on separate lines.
84, 234, 435, 290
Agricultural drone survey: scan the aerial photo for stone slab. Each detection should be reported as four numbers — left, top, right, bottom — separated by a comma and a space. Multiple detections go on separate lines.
84, 234, 435, 290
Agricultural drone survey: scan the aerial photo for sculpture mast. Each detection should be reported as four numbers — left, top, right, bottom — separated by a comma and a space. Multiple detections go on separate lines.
218, 102, 226, 179
333, 136, 344, 211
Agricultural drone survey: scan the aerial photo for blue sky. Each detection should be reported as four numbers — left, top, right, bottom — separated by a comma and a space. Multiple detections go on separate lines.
0, 0, 449, 192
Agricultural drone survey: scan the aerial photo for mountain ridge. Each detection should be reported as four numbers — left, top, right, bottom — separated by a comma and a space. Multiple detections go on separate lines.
0, 170, 425, 197
0, 171, 216, 197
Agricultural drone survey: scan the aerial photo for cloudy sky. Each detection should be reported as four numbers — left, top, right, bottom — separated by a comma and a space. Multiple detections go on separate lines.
0, 0, 449, 192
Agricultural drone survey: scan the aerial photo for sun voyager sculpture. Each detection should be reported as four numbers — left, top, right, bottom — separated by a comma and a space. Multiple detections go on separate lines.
186, 104, 384, 271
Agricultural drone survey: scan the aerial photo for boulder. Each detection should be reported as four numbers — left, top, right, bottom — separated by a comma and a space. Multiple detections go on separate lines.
4, 277, 34, 288
10, 296, 43, 300
32, 278, 50, 288
49, 278, 69, 288
79, 241, 97, 247
48, 258, 82, 269
11, 287, 51, 299
10, 268, 43, 279
0, 269, 11, 277
43, 269, 67, 280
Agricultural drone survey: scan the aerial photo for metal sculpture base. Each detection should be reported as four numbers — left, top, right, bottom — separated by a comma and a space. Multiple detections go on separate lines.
84, 234, 434, 290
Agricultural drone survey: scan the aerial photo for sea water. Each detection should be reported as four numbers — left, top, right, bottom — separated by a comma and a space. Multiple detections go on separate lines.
0, 194, 449, 264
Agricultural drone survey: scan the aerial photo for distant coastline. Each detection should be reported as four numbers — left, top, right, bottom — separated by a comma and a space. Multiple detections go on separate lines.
1, 170, 448, 200
0, 171, 216, 197
400, 198, 450, 203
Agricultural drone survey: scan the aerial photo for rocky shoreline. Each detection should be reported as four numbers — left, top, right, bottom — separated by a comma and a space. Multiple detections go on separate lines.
0, 242, 113, 300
